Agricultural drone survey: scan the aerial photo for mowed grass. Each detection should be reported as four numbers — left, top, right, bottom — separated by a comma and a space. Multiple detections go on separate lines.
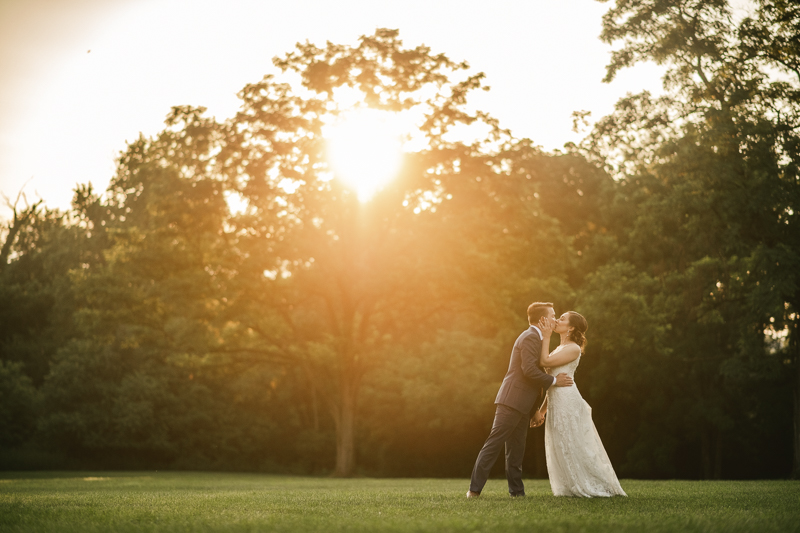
0, 472, 798, 533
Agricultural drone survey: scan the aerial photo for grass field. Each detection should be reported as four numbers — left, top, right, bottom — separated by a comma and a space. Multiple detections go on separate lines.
1, 472, 798, 532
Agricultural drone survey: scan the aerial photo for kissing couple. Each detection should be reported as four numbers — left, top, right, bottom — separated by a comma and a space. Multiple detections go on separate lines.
467, 302, 626, 498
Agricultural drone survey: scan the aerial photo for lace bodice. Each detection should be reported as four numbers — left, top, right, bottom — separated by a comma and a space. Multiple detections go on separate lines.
548, 353, 581, 378
545, 353, 583, 416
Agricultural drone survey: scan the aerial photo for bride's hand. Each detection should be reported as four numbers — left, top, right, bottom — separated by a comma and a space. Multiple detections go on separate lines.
538, 317, 553, 336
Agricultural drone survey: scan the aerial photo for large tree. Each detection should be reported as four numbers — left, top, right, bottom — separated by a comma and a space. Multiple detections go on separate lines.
581, 0, 800, 477
213, 29, 573, 475
39, 29, 571, 476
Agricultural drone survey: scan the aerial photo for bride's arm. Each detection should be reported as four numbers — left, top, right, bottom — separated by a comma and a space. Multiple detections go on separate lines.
537, 318, 554, 367
538, 317, 581, 367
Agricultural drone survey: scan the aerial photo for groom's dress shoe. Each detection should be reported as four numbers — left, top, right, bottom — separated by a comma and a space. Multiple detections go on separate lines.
466, 491, 481, 498
510, 493, 526, 497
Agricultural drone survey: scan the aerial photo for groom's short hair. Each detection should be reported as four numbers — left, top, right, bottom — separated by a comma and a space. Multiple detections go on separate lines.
527, 302, 554, 325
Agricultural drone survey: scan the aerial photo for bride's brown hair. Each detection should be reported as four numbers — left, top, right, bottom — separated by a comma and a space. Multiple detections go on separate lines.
567, 312, 588, 351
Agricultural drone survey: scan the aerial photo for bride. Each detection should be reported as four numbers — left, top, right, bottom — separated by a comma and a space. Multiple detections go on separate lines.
532, 311, 626, 497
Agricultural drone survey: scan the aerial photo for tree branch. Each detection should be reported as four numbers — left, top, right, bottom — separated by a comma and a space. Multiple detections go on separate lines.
0, 189, 42, 270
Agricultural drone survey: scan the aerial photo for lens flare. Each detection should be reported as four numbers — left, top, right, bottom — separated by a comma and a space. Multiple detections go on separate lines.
324, 108, 404, 202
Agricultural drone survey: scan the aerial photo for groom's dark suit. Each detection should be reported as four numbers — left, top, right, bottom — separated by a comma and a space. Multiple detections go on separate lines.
469, 325, 556, 496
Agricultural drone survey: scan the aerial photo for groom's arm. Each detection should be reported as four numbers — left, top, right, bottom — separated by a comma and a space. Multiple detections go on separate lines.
520, 334, 557, 390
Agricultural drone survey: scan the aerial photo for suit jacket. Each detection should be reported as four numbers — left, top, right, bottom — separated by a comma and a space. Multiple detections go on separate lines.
494, 326, 555, 415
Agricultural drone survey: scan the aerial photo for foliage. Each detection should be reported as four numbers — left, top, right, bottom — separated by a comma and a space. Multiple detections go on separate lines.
358, 331, 504, 476
0, 11, 797, 479
0, 29, 576, 476
0, 203, 82, 384
0, 360, 37, 447
173, 28, 574, 476
578, 0, 800, 478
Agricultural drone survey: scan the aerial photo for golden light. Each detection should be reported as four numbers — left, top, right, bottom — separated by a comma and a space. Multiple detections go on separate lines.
323, 108, 405, 202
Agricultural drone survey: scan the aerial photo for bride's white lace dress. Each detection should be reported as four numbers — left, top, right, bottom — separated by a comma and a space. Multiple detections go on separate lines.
545, 353, 627, 497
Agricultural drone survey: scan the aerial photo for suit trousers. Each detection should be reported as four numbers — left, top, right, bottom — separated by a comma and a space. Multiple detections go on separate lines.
469, 403, 529, 495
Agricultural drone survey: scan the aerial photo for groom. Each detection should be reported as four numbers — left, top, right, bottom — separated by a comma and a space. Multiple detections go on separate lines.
467, 302, 573, 498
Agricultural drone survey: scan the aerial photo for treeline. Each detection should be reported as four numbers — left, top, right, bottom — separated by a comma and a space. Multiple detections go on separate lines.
1, 1, 798, 479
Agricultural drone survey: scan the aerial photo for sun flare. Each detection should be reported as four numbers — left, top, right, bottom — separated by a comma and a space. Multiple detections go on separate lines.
324, 108, 405, 202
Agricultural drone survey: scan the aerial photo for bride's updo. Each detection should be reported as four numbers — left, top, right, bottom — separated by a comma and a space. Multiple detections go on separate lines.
567, 312, 588, 350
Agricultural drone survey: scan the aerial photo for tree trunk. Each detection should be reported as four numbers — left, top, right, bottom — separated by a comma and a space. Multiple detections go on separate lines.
791, 306, 800, 480
701, 430, 712, 480
0, 200, 40, 271
333, 376, 357, 476
311, 378, 319, 432
702, 429, 723, 480
794, 346, 800, 479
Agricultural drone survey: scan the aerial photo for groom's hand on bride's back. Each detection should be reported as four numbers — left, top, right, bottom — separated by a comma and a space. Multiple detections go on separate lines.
555, 373, 574, 387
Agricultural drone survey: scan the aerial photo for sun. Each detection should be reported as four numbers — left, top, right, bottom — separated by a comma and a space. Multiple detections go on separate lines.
323, 108, 405, 202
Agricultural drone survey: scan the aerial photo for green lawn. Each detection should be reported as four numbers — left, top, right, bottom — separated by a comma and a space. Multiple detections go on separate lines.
0, 472, 798, 532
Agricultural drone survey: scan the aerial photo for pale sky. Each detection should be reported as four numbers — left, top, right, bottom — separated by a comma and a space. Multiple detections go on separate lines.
0, 0, 666, 219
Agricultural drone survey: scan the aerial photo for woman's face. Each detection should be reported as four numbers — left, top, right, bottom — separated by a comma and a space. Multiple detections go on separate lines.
554, 313, 572, 335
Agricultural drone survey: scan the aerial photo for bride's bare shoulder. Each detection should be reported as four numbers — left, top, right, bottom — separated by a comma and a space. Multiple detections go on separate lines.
560, 343, 581, 361
563, 343, 581, 354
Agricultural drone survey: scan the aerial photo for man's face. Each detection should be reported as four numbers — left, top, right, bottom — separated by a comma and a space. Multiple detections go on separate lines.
545, 307, 556, 326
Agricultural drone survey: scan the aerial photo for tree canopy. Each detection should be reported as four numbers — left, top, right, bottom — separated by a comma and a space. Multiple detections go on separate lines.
1, 8, 797, 479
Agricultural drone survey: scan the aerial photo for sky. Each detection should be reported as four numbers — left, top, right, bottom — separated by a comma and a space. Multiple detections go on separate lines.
0, 0, 667, 219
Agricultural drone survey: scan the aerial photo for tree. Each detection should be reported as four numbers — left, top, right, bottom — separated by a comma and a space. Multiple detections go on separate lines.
580, 0, 800, 477
0, 360, 37, 449
38, 109, 316, 470
23, 30, 574, 475
212, 29, 572, 475
0, 191, 42, 271
0, 190, 85, 385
